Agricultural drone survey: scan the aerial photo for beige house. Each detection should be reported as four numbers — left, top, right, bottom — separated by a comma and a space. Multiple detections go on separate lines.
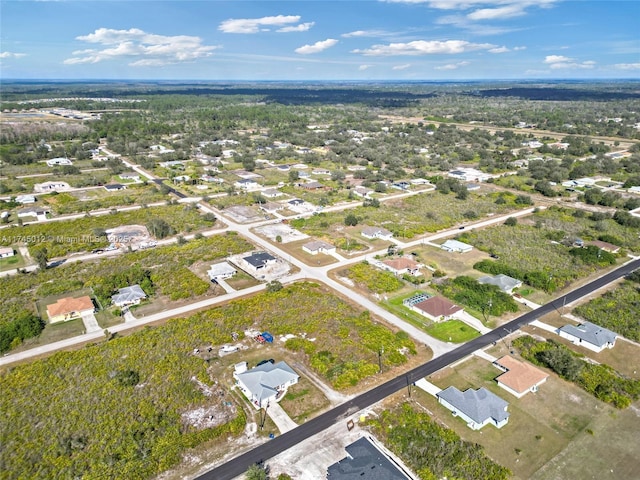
46, 296, 95, 323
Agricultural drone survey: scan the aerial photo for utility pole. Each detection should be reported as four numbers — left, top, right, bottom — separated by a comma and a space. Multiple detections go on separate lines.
378, 346, 384, 374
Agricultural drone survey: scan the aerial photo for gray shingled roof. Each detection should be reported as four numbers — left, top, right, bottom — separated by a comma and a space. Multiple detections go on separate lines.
111, 285, 146, 305
235, 361, 298, 405
559, 321, 617, 347
477, 274, 522, 292
437, 386, 509, 425
327, 437, 411, 480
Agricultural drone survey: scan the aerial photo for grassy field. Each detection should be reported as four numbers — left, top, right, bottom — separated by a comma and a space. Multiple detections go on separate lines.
278, 375, 330, 424
424, 355, 620, 479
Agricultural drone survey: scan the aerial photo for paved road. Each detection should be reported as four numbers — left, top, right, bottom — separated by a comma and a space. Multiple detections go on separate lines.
196, 257, 640, 480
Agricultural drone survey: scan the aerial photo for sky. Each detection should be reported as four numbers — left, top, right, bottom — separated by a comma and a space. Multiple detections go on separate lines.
1, 0, 639, 81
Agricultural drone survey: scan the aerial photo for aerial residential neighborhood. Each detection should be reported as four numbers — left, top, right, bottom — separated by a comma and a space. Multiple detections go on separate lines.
1, 3, 640, 477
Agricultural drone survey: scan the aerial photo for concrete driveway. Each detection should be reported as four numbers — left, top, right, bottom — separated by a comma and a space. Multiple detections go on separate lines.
81, 313, 101, 334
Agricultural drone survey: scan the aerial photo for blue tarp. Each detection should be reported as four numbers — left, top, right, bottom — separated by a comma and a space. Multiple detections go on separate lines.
261, 332, 274, 343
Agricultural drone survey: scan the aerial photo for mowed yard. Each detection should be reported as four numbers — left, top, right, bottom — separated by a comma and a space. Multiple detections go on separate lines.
415, 352, 633, 479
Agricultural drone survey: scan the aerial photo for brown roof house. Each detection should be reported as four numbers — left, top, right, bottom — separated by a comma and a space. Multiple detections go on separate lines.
380, 257, 421, 276
46, 296, 95, 323
493, 355, 549, 398
411, 295, 462, 322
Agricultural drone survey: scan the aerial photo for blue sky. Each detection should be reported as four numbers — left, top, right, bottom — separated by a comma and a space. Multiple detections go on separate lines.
1, 0, 638, 80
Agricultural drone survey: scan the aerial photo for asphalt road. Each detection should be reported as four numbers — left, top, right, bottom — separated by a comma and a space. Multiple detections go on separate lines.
198, 256, 640, 480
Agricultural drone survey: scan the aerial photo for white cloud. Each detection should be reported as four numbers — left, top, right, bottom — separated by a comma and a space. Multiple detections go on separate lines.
544, 55, 595, 69
295, 38, 338, 55
614, 63, 640, 70
435, 14, 523, 35
513, 46, 527, 51
359, 64, 373, 70
342, 29, 392, 38
435, 60, 470, 70
468, 4, 526, 20
352, 40, 495, 56
277, 22, 315, 33
393, 63, 412, 70
544, 55, 572, 64
0, 51, 27, 59
218, 15, 302, 34
64, 28, 217, 66
488, 46, 509, 53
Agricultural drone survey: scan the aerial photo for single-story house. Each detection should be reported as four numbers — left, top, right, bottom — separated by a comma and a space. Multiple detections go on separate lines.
301, 181, 325, 190
17, 207, 50, 220
302, 240, 336, 255
493, 355, 549, 398
46, 296, 95, 323
235, 178, 260, 190
437, 386, 510, 430
276, 164, 291, 172
557, 321, 617, 353
441, 239, 473, 253
260, 202, 285, 213
410, 178, 431, 186
262, 188, 283, 198
380, 257, 421, 276
234, 360, 299, 409
312, 168, 331, 176
111, 285, 147, 307
327, 437, 412, 480
208, 261, 237, 281
0, 246, 15, 258
119, 172, 141, 181
34, 181, 70, 193
447, 167, 492, 183
477, 274, 522, 294
46, 157, 72, 167
243, 251, 277, 271
587, 240, 620, 254
104, 183, 127, 192
361, 226, 393, 241
411, 296, 462, 322
391, 181, 411, 191
15, 195, 36, 204
288, 198, 304, 206
353, 186, 374, 198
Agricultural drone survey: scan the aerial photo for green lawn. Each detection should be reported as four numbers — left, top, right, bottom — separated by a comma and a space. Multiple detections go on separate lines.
0, 252, 25, 271
426, 320, 480, 343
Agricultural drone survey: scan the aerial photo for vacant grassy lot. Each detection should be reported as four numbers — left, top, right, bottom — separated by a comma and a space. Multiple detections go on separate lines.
425, 355, 618, 479
458, 206, 634, 292
41, 185, 167, 214
278, 375, 330, 424
286, 189, 528, 239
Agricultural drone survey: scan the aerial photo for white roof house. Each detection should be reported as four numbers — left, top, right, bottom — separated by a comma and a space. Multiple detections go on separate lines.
303, 240, 336, 255
447, 167, 492, 183
111, 285, 147, 307
477, 274, 522, 293
46, 157, 73, 167
234, 361, 299, 409
207, 261, 237, 281
15, 195, 36, 204
235, 178, 260, 190
441, 239, 473, 253
361, 226, 393, 240
0, 246, 15, 258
